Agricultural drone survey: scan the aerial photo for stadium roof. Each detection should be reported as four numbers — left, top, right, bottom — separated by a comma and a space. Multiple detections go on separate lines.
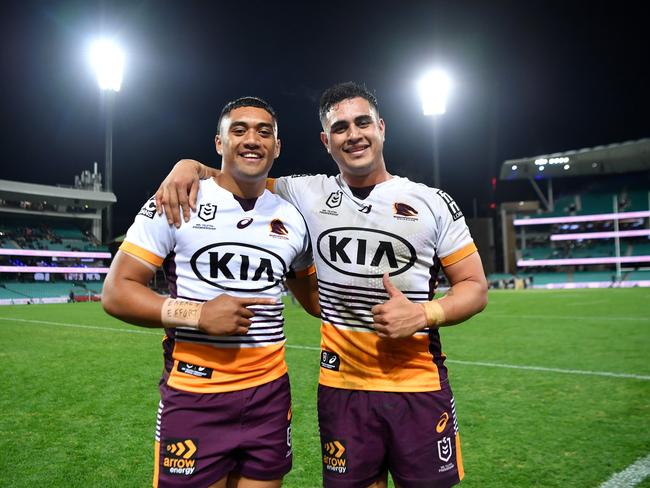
499, 138, 650, 180
0, 179, 116, 209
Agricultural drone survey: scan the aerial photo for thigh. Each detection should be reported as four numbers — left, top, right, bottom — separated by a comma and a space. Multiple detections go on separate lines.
386, 387, 463, 488
236, 374, 293, 481
317, 386, 387, 488
154, 384, 240, 488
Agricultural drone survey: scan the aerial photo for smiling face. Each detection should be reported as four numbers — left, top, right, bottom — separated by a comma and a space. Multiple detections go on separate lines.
215, 106, 280, 183
320, 96, 387, 184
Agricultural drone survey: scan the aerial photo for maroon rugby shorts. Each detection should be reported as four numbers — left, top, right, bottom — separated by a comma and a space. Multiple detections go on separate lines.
153, 374, 292, 487
318, 384, 463, 488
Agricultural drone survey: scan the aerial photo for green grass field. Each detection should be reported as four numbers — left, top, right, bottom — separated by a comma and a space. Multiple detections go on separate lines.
1, 288, 649, 487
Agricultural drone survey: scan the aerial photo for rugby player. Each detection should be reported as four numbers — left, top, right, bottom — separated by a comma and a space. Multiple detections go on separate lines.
102, 96, 319, 488
154, 83, 488, 488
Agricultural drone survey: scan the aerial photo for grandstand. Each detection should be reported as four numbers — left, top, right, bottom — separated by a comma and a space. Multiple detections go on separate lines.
0, 167, 116, 304
497, 138, 650, 288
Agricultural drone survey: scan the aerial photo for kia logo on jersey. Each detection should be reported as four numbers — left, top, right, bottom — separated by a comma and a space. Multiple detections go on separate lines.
190, 242, 287, 292
316, 227, 416, 278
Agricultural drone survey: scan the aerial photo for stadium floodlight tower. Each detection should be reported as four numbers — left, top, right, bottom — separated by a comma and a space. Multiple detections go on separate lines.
89, 38, 124, 243
418, 69, 451, 189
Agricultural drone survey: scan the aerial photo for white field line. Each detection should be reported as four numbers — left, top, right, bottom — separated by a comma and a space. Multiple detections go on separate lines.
599, 453, 650, 488
2, 316, 649, 381
0, 317, 161, 335
484, 313, 647, 322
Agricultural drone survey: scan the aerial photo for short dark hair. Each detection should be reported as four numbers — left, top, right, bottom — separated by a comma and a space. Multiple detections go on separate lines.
217, 96, 278, 134
318, 82, 379, 125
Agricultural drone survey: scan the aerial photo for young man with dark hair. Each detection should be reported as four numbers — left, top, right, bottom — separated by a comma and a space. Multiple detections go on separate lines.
154, 83, 488, 488
102, 96, 319, 488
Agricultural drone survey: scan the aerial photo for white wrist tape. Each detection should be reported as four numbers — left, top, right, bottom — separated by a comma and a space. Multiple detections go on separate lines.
161, 298, 203, 329
421, 300, 446, 327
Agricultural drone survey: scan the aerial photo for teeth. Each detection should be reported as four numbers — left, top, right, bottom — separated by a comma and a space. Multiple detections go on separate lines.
242, 153, 261, 158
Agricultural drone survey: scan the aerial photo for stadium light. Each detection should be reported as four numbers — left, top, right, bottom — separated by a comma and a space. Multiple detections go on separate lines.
418, 70, 451, 116
89, 39, 124, 92
88, 38, 124, 243
418, 69, 451, 189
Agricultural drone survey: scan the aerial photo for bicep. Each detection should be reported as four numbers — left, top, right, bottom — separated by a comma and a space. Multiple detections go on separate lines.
105, 251, 156, 290
442, 251, 487, 287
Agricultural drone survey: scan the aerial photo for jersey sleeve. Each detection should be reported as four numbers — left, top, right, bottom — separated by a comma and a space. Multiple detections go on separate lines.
119, 196, 174, 267
286, 206, 316, 278
432, 189, 477, 267
271, 175, 308, 211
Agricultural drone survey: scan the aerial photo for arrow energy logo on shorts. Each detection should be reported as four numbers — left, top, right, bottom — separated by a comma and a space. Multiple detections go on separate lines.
322, 439, 347, 474
162, 438, 198, 476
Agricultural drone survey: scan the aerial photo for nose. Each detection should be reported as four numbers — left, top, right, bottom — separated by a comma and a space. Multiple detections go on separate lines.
346, 124, 362, 142
243, 129, 261, 147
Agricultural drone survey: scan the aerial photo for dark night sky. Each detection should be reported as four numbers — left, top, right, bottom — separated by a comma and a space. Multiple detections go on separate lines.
1, 0, 648, 236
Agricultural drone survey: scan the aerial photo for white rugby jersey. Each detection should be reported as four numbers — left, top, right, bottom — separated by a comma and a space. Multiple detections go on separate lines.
120, 178, 314, 393
272, 174, 477, 392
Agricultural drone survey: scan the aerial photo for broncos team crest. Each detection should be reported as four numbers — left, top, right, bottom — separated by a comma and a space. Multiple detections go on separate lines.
198, 204, 217, 221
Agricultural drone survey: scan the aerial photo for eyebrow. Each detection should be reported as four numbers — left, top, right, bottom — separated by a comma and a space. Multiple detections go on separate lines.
330, 115, 374, 132
229, 121, 275, 130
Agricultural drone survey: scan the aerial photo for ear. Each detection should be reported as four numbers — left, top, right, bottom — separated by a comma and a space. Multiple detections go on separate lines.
215, 134, 222, 155
320, 132, 330, 153
378, 118, 386, 141
274, 138, 281, 159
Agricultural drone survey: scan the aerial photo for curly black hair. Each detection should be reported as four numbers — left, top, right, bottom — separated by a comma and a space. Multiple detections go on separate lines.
318, 82, 379, 126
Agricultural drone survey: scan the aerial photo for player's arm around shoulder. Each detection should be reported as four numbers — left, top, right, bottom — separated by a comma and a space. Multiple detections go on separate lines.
438, 250, 488, 326
154, 159, 219, 227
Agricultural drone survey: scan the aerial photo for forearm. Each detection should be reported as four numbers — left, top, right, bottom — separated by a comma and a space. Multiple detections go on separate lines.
286, 274, 321, 318
195, 161, 219, 179
436, 279, 488, 326
102, 276, 168, 328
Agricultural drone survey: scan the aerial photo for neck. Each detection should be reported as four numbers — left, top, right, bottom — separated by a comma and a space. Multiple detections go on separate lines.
215, 173, 265, 198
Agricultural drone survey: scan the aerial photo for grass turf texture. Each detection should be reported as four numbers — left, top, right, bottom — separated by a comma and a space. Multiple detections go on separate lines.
0, 288, 648, 487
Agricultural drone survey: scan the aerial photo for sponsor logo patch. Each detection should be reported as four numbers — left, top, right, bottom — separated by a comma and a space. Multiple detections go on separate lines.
436, 190, 463, 221
198, 204, 217, 222
320, 350, 340, 371
316, 227, 416, 278
190, 242, 287, 292
437, 436, 452, 462
322, 439, 347, 474
137, 197, 157, 219
162, 438, 198, 476
177, 361, 212, 378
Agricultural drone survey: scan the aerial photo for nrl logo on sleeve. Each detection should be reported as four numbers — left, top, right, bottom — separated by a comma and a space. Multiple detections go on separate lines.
436, 190, 463, 221
198, 203, 217, 221
137, 197, 157, 219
